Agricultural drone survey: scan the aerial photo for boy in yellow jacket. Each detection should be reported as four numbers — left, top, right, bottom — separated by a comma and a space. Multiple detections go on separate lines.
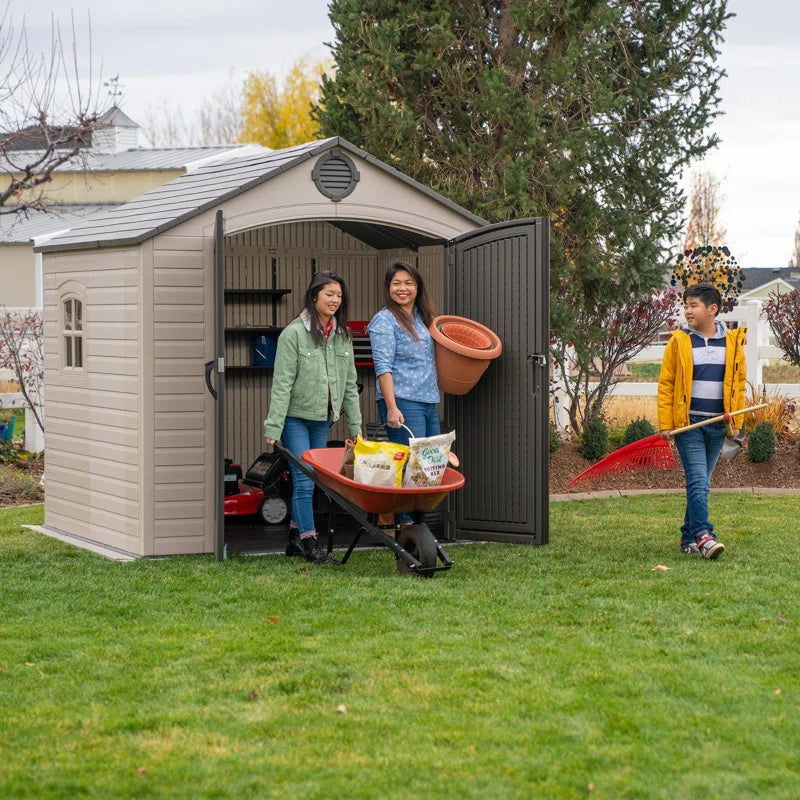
657, 283, 747, 559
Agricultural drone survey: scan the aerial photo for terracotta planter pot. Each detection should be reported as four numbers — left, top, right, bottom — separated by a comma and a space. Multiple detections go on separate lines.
429, 315, 502, 395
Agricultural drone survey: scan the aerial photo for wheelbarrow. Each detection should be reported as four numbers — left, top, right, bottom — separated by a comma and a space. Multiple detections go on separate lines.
275, 443, 464, 577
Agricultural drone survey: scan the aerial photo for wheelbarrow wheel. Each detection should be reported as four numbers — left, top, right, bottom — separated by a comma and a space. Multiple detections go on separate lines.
396, 524, 437, 578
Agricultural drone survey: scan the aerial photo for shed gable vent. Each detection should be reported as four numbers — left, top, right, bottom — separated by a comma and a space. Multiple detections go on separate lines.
312, 149, 360, 202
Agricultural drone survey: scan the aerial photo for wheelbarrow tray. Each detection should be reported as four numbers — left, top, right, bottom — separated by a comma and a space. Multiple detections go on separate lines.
301, 447, 464, 514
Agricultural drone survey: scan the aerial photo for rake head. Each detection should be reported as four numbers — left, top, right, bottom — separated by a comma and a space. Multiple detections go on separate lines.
566, 433, 679, 490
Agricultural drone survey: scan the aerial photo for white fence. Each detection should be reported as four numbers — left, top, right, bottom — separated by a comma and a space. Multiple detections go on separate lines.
0, 392, 44, 453
552, 300, 800, 430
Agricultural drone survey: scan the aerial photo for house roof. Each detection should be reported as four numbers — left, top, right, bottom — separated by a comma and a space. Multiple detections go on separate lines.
740, 267, 800, 292
1, 143, 268, 173
35, 137, 487, 253
0, 204, 117, 244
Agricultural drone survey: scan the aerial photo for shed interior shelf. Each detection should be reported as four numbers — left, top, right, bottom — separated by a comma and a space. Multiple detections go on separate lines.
224, 326, 283, 335
225, 365, 274, 372
224, 289, 292, 297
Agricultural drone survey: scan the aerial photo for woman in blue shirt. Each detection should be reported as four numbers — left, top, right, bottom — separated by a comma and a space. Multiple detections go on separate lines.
368, 262, 440, 527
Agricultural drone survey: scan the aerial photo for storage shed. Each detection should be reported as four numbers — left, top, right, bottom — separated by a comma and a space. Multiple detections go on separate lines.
35, 137, 550, 558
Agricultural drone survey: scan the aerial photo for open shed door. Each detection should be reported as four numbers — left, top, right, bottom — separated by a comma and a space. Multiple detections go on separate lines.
445, 218, 549, 544
210, 211, 226, 560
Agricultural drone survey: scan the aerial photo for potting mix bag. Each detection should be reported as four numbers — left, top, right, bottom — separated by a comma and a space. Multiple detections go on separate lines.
353, 436, 409, 488
402, 430, 456, 488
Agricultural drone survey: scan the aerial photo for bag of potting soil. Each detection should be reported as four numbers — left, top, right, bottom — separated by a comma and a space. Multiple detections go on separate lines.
353, 436, 409, 488
402, 430, 456, 488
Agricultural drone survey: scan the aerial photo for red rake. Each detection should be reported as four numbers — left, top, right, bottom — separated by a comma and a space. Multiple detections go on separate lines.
565, 404, 768, 490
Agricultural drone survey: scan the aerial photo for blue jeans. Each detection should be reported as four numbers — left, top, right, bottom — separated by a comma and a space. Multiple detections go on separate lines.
674, 415, 726, 544
377, 399, 440, 523
377, 398, 440, 444
281, 416, 329, 534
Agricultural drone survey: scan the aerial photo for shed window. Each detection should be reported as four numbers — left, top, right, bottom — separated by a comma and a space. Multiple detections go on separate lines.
63, 297, 83, 368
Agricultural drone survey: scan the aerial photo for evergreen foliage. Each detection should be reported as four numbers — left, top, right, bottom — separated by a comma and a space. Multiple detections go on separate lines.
579, 418, 609, 462
622, 417, 657, 447
747, 422, 776, 463
316, 0, 730, 378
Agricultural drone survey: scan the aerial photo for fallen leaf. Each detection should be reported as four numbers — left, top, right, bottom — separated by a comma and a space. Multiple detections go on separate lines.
686, 629, 693, 635
336, 704, 347, 714
588, 783, 595, 791
267, 616, 279, 624
136, 767, 146, 777
25, 662, 35, 666
249, 690, 259, 700
774, 688, 782, 696
299, 566, 308, 573
651, 565, 670, 571
776, 614, 790, 624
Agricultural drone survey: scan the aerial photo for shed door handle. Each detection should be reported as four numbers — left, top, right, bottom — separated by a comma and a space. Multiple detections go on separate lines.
204, 360, 217, 400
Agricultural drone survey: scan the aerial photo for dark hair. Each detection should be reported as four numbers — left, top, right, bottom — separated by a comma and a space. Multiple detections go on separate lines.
383, 261, 434, 339
301, 270, 351, 346
684, 282, 722, 315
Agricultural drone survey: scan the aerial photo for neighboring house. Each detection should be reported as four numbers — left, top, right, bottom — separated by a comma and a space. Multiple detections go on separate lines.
0, 106, 267, 307
739, 267, 800, 302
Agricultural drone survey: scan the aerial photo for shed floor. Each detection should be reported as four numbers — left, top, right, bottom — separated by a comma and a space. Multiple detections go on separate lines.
224, 518, 387, 556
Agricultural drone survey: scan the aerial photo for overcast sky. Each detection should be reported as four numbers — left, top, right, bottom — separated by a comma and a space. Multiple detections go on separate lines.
18, 0, 800, 268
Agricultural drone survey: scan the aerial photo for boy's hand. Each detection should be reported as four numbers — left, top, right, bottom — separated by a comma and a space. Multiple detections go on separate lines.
659, 430, 672, 441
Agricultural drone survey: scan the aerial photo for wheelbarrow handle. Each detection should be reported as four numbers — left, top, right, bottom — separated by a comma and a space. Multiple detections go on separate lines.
669, 403, 768, 437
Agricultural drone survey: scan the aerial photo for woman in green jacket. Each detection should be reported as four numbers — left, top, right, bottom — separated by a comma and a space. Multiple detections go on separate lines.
264, 271, 362, 564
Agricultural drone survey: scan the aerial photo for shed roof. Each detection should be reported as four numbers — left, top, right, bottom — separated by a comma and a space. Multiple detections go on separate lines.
0, 204, 116, 244
36, 138, 486, 253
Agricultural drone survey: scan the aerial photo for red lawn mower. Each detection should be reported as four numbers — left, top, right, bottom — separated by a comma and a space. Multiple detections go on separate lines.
224, 451, 292, 525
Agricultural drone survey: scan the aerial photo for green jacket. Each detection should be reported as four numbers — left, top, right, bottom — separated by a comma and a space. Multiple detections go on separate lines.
263, 311, 362, 441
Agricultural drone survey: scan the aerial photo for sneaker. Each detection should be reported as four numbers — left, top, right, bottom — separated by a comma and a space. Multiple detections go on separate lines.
680, 541, 701, 555
299, 535, 334, 564
695, 532, 725, 560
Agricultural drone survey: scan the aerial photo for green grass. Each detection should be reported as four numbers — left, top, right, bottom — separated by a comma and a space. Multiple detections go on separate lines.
1, 498, 798, 799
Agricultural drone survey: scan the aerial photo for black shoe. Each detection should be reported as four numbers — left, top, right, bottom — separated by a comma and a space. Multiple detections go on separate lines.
285, 528, 304, 557
299, 535, 334, 564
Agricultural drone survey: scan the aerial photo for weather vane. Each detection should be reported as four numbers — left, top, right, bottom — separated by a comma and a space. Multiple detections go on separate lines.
103, 75, 124, 106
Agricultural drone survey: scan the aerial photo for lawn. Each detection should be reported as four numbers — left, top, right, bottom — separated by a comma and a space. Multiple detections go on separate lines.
1, 498, 798, 799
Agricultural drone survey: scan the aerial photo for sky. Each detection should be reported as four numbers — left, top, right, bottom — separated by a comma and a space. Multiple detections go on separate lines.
17, 0, 800, 269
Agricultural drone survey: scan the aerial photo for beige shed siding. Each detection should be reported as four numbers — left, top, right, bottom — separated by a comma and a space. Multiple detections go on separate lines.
151, 234, 209, 555
42, 248, 142, 554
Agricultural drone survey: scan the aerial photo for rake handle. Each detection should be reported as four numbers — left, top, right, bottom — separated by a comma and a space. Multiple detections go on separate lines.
668, 403, 768, 438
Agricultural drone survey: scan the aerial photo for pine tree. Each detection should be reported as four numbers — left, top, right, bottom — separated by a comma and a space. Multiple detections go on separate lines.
315, 0, 730, 358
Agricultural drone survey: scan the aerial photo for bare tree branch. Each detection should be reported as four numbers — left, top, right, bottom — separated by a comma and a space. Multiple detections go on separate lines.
0, 3, 107, 216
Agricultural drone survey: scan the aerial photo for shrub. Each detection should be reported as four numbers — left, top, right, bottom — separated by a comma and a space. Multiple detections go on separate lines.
622, 417, 657, 447
608, 427, 625, 451
579, 418, 609, 461
549, 426, 561, 454
744, 386, 797, 441
748, 421, 776, 463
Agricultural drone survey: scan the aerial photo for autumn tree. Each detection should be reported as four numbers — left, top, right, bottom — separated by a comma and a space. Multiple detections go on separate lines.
240, 56, 330, 149
315, 1, 730, 427
0, 6, 106, 216
683, 169, 726, 251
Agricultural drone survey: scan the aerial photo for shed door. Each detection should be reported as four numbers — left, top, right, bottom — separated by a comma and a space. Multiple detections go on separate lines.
212, 211, 226, 560
445, 218, 549, 544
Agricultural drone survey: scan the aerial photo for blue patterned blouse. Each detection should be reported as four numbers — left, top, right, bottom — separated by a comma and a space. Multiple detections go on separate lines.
368, 308, 440, 404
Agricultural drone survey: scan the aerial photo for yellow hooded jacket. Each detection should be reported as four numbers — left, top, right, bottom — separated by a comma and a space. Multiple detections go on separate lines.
657, 326, 747, 432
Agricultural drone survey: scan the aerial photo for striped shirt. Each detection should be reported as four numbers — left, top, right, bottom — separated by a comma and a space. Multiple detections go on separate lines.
687, 321, 727, 417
